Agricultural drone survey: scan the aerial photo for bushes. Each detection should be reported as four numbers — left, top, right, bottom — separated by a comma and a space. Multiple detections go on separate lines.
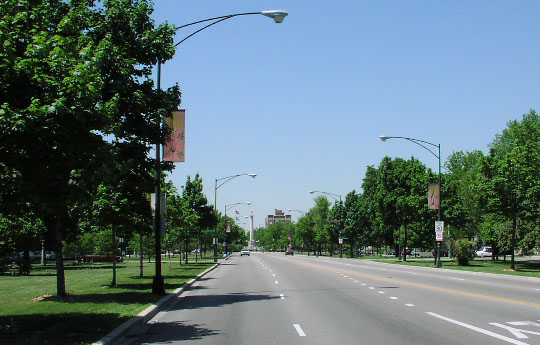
455, 239, 475, 265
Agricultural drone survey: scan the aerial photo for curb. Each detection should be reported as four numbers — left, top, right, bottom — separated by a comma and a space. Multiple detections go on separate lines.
91, 262, 221, 345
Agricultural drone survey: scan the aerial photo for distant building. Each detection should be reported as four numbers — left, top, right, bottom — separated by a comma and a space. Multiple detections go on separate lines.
265, 209, 292, 228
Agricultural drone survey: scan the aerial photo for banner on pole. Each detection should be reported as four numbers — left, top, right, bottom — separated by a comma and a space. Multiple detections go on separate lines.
164, 109, 185, 162
428, 183, 440, 210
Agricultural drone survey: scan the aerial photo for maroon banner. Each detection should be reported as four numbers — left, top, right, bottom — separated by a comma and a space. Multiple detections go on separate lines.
164, 109, 185, 162
428, 183, 440, 210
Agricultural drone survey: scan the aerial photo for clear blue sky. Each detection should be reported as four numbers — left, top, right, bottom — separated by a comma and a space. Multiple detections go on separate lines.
151, 1, 540, 229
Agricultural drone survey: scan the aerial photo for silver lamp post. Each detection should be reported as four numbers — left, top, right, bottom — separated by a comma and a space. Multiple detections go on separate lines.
152, 10, 287, 295
379, 135, 442, 267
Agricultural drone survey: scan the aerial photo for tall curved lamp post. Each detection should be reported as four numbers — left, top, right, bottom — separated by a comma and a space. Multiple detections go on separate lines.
152, 11, 286, 295
310, 190, 343, 258
379, 135, 442, 267
224, 202, 252, 256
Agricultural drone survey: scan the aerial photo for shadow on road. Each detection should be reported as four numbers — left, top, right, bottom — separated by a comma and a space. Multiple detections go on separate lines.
170, 293, 280, 310
133, 321, 219, 343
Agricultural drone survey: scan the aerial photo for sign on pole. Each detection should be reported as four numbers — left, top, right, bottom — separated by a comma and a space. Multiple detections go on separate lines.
435, 221, 444, 242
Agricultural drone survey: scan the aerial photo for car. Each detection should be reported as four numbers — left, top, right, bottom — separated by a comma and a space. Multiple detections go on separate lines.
285, 248, 294, 255
401, 248, 412, 255
476, 246, 492, 257
240, 249, 250, 256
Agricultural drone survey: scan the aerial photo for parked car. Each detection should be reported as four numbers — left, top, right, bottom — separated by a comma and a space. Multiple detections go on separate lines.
476, 246, 493, 257
285, 248, 294, 255
240, 249, 250, 256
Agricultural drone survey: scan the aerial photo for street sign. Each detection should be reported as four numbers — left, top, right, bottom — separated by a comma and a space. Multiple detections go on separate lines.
435, 221, 444, 242
205, 229, 215, 233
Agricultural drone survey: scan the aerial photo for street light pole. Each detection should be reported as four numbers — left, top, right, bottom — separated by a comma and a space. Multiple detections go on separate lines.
223, 202, 251, 256
214, 174, 256, 261
152, 10, 286, 294
379, 135, 442, 268
310, 190, 343, 259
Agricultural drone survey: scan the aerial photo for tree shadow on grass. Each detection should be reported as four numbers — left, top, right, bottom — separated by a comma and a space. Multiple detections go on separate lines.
0, 313, 130, 345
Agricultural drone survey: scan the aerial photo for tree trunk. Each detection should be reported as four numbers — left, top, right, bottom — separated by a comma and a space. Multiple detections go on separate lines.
111, 227, 116, 286
511, 215, 516, 270
139, 233, 144, 278
54, 226, 66, 297
184, 240, 189, 264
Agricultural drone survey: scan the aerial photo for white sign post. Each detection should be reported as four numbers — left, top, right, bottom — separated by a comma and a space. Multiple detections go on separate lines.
435, 221, 444, 242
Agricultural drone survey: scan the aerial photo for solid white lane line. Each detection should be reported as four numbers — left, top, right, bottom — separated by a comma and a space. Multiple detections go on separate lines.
294, 324, 307, 337
451, 277, 465, 281
426, 312, 530, 345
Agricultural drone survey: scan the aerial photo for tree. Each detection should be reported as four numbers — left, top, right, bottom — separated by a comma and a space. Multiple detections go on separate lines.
310, 196, 331, 255
181, 174, 216, 263
444, 150, 485, 241
481, 110, 540, 269
0, 0, 181, 295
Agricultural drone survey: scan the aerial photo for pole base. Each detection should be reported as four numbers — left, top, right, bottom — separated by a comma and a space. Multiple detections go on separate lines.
152, 275, 165, 295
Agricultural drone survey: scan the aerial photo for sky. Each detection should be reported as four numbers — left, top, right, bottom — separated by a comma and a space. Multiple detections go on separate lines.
150, 1, 540, 229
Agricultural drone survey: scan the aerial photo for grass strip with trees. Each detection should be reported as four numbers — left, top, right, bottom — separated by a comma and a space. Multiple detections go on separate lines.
0, 257, 214, 345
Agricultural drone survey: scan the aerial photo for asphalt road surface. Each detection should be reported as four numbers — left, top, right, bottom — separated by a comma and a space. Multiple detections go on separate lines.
120, 253, 540, 345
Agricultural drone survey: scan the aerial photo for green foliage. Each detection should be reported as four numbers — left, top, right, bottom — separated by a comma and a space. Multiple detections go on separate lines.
455, 239, 475, 265
0, 0, 181, 295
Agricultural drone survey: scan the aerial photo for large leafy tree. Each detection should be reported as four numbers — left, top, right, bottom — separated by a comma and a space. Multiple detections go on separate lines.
0, 0, 180, 295
481, 110, 540, 269
443, 150, 485, 241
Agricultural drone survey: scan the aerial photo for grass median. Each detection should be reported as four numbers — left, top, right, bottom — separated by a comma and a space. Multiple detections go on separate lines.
371, 257, 540, 278
0, 256, 216, 345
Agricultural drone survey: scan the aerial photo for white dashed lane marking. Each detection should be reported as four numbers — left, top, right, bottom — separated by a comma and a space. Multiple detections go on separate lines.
293, 324, 307, 337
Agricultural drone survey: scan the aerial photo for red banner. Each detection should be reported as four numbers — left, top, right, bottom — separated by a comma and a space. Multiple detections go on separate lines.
164, 110, 185, 162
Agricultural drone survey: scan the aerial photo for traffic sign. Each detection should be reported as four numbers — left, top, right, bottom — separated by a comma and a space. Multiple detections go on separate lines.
435, 221, 444, 242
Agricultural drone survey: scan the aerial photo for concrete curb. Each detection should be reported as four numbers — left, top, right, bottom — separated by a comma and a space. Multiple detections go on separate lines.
91, 262, 221, 345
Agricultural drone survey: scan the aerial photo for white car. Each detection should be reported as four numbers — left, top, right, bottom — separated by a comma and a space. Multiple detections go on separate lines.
476, 246, 493, 257
240, 249, 250, 256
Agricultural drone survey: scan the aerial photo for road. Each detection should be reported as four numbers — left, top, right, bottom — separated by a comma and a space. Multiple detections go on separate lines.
121, 252, 540, 345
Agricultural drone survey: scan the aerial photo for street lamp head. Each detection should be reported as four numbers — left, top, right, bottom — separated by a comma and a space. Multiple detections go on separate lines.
248, 173, 257, 178
379, 135, 389, 142
246, 202, 252, 205
261, 10, 288, 23
309, 190, 315, 194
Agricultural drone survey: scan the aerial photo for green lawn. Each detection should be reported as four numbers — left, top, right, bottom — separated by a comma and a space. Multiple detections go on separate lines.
0, 256, 215, 345
371, 257, 540, 278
